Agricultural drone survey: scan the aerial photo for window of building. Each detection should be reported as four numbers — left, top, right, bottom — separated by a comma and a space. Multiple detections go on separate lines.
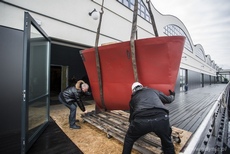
195, 48, 205, 61
211, 61, 216, 69
206, 55, 212, 66
117, 0, 150, 22
164, 24, 193, 53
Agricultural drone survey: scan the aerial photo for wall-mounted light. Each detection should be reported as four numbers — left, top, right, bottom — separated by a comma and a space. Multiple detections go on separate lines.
89, 9, 100, 20
181, 56, 187, 61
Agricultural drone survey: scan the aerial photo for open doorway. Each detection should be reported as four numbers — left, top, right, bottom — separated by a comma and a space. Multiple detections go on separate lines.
50, 43, 92, 104
50, 65, 69, 105
50, 66, 61, 95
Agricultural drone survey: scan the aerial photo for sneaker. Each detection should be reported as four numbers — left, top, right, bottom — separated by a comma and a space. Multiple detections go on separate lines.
70, 125, 81, 129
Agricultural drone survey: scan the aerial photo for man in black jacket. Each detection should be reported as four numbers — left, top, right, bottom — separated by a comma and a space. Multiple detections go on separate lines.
58, 80, 90, 129
122, 82, 175, 154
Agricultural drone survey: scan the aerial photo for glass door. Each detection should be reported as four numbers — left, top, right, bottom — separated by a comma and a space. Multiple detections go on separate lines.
21, 12, 50, 153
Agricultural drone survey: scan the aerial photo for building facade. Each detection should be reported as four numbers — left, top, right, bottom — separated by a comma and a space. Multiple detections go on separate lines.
1, 0, 228, 153
1, 0, 220, 92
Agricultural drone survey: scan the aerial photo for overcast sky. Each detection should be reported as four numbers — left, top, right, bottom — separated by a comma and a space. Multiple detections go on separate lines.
152, 0, 230, 69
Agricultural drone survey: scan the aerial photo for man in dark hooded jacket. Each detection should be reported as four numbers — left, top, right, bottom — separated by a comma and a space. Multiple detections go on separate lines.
58, 80, 91, 129
122, 82, 175, 154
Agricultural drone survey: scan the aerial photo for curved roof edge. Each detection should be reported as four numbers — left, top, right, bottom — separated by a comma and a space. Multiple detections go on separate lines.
150, 1, 219, 71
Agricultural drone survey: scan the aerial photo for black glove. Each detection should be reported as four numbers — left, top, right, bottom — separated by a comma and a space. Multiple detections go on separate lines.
85, 91, 91, 96
169, 90, 175, 96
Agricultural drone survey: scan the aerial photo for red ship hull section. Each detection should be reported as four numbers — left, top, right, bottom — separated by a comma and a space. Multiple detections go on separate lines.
81, 36, 185, 110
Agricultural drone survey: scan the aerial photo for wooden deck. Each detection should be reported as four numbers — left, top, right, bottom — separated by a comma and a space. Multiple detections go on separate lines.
81, 84, 227, 153
168, 84, 227, 132
1, 84, 227, 154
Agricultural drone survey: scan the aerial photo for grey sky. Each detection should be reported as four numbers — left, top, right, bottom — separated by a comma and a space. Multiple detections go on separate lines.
152, 0, 230, 69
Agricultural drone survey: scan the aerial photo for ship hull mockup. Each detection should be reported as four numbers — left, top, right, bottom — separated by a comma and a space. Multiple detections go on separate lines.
81, 36, 185, 110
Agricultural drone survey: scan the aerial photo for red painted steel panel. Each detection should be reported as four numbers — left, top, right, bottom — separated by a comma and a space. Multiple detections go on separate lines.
81, 36, 185, 110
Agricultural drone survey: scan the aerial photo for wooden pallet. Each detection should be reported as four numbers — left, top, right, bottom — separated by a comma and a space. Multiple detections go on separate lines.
82, 110, 192, 154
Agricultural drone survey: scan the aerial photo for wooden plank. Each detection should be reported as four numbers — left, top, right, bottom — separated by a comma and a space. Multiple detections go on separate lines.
82, 110, 192, 154
172, 126, 192, 153
83, 113, 158, 153
168, 93, 218, 132
167, 84, 226, 133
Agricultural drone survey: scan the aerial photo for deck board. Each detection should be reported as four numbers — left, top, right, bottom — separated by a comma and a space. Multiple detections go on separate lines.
167, 84, 227, 132
0, 84, 227, 153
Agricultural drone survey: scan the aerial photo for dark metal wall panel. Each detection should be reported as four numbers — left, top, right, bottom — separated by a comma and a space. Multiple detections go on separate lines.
175, 71, 180, 93
0, 26, 23, 133
187, 70, 201, 90
211, 76, 216, 84
204, 74, 211, 85
175, 69, 217, 93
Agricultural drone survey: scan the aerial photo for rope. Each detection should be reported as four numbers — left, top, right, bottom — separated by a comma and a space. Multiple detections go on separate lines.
94, 0, 107, 110
146, 0, 159, 37
130, 0, 139, 82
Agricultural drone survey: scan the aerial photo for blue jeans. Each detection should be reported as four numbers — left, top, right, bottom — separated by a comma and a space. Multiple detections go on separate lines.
58, 93, 77, 126
122, 116, 175, 154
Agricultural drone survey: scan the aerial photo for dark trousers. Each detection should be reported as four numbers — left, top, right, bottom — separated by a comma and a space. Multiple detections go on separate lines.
58, 93, 77, 126
122, 116, 175, 154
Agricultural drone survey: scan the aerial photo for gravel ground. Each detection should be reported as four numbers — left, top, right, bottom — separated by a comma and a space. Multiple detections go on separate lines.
50, 100, 140, 154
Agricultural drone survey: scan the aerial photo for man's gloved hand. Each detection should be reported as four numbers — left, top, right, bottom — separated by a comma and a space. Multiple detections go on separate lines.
169, 90, 175, 96
85, 91, 91, 96
80, 110, 88, 117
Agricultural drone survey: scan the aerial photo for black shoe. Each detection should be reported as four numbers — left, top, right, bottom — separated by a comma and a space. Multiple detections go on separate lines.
70, 125, 81, 129
75, 119, 80, 122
